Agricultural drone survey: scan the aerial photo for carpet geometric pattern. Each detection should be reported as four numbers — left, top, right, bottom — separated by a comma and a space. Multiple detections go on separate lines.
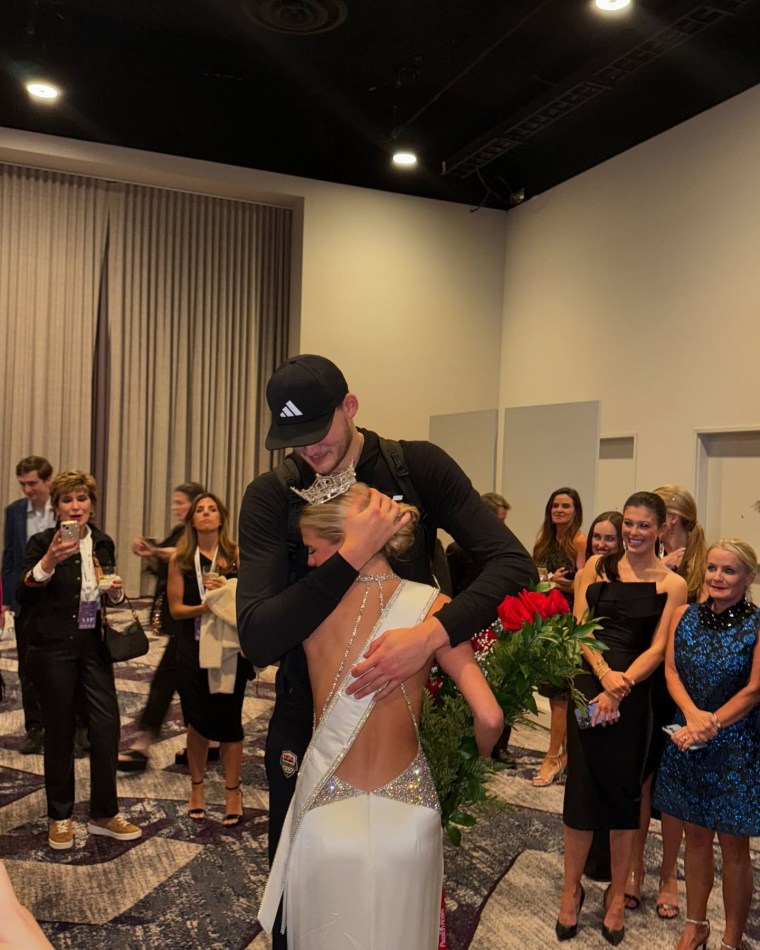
1, 611, 758, 949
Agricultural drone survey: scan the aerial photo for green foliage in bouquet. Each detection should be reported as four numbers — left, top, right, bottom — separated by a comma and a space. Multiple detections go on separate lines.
420, 582, 604, 844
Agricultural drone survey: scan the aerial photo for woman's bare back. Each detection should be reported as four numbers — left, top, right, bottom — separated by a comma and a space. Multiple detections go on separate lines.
303, 578, 433, 792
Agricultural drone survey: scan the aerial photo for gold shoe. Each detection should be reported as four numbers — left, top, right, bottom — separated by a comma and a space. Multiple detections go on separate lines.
531, 752, 566, 787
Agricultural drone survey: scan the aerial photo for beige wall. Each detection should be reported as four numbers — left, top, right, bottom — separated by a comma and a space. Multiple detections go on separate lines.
497, 84, 760, 538
0, 129, 507, 450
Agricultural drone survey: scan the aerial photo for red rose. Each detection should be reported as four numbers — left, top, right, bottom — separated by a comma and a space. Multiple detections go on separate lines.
543, 587, 570, 616
497, 594, 534, 631
518, 590, 550, 618
518, 588, 570, 620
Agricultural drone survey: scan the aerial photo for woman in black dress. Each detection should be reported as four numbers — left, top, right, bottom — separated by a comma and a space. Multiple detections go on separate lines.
167, 493, 250, 826
119, 481, 205, 768
555, 492, 686, 944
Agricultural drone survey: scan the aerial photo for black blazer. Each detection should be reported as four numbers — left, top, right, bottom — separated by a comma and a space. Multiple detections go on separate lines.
17, 525, 116, 646
2, 498, 29, 611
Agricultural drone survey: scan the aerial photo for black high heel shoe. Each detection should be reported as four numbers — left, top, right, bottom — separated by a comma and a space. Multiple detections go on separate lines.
602, 884, 625, 945
601, 922, 625, 946
555, 884, 585, 941
222, 784, 244, 827
188, 778, 206, 820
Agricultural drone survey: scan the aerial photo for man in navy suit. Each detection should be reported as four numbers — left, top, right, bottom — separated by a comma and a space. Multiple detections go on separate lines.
2, 457, 55, 754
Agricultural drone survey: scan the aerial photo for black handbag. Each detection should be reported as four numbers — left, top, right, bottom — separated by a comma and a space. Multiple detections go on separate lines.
102, 596, 149, 663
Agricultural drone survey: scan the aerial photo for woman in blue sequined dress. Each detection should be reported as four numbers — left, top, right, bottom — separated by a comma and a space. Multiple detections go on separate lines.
653, 539, 760, 950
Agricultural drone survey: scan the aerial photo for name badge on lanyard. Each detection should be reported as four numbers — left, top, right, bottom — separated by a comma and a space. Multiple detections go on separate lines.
78, 600, 98, 630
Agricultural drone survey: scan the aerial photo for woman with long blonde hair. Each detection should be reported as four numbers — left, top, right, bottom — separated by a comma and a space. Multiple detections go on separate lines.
259, 482, 502, 948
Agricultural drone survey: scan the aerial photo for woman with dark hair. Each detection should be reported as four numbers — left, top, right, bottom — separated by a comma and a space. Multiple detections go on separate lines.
119, 481, 205, 769
624, 487, 708, 917
556, 492, 686, 944
653, 539, 760, 950
259, 482, 502, 948
167, 492, 250, 826
584, 511, 623, 562
18, 470, 142, 850
532, 488, 587, 787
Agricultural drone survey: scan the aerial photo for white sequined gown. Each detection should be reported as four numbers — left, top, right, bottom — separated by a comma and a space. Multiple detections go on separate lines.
286, 749, 443, 949
275, 581, 444, 950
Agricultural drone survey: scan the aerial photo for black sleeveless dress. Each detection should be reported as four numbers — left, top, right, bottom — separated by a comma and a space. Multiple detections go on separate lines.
563, 581, 666, 830
176, 555, 251, 742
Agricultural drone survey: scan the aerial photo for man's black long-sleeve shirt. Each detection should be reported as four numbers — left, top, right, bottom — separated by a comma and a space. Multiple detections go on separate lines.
237, 428, 537, 686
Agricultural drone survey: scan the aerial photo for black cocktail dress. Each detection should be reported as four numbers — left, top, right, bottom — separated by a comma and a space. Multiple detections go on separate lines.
564, 581, 666, 830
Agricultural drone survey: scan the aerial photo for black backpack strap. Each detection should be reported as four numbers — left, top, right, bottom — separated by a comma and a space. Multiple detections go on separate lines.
377, 437, 434, 561
274, 455, 304, 560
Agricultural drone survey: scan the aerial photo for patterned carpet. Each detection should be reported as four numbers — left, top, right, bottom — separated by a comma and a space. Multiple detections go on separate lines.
1, 612, 758, 949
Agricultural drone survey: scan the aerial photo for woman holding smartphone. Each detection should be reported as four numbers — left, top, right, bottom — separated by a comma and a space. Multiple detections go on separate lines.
556, 492, 686, 944
18, 470, 142, 851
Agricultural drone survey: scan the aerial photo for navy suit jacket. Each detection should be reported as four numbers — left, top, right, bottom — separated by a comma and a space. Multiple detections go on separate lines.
2, 498, 29, 611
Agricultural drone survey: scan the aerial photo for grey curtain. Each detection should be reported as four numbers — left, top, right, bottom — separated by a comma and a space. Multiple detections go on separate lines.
0, 162, 292, 593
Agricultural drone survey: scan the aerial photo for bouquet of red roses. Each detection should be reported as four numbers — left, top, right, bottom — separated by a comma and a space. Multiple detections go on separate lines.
421, 581, 603, 843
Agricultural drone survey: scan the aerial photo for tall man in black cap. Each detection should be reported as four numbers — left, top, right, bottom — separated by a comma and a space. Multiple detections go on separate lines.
237, 354, 536, 946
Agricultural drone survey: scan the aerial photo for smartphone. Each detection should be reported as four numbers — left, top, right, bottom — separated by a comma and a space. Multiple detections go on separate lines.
662, 723, 706, 751
60, 521, 79, 544
575, 701, 598, 730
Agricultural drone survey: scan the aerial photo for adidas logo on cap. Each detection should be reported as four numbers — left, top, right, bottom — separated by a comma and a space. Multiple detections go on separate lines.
279, 400, 304, 419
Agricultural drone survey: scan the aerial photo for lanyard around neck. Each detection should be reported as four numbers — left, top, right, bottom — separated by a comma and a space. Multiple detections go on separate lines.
194, 545, 219, 601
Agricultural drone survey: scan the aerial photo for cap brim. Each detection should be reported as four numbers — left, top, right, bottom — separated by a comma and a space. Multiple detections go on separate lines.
265, 410, 334, 451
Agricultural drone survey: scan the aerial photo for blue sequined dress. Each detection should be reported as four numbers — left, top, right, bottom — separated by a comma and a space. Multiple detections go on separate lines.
653, 600, 760, 836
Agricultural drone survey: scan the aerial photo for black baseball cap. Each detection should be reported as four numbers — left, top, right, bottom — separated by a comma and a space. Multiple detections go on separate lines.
265, 354, 349, 450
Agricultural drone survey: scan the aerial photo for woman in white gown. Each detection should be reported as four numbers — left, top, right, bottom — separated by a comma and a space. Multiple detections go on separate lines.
259, 481, 503, 950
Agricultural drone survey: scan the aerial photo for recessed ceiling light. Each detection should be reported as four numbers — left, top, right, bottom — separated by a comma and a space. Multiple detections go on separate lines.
594, 0, 631, 10
26, 81, 61, 101
392, 150, 417, 168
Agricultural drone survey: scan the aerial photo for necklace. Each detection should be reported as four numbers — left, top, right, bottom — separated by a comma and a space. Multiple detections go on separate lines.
357, 571, 398, 583
320, 572, 398, 719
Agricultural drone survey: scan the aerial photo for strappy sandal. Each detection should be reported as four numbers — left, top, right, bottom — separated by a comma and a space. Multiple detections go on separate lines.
531, 752, 566, 787
188, 778, 206, 820
656, 876, 680, 920
720, 939, 746, 950
223, 784, 243, 827
681, 917, 710, 949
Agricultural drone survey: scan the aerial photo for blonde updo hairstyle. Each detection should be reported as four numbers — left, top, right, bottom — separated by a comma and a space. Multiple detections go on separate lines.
707, 538, 758, 590
300, 483, 419, 560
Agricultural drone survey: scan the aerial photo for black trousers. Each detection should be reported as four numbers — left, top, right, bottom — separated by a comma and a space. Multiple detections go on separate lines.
14, 609, 44, 732
264, 695, 313, 950
138, 634, 179, 737
28, 628, 120, 821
